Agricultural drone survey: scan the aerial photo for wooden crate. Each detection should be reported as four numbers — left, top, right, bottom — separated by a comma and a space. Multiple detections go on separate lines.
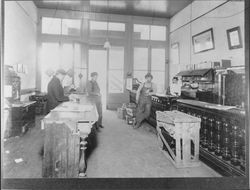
42, 122, 80, 178
156, 110, 201, 168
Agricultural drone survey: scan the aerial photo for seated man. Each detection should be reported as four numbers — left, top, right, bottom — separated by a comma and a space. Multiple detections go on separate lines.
170, 77, 181, 96
47, 69, 69, 112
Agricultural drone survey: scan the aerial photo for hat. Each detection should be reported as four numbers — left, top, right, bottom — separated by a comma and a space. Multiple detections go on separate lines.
91, 72, 98, 77
56, 69, 67, 75
145, 73, 153, 79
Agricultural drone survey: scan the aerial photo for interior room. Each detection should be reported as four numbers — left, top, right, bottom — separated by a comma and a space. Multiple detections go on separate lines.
1, 0, 249, 188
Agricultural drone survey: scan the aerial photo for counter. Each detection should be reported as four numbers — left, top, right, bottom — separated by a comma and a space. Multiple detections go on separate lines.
42, 95, 98, 178
177, 99, 246, 176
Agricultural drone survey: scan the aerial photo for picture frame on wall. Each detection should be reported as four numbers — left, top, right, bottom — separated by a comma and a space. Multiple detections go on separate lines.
192, 28, 215, 54
226, 26, 243, 50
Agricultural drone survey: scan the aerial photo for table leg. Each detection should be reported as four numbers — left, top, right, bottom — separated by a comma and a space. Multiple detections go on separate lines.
79, 136, 87, 177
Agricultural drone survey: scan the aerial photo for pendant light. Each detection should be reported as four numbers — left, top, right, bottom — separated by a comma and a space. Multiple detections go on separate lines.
104, 0, 111, 49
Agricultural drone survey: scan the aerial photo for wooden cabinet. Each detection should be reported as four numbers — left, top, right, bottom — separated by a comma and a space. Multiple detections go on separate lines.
5, 101, 36, 138
177, 99, 246, 176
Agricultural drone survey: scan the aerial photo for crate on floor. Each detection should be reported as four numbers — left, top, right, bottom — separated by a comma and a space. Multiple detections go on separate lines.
125, 115, 135, 125
125, 107, 137, 117
117, 107, 126, 120
156, 110, 201, 168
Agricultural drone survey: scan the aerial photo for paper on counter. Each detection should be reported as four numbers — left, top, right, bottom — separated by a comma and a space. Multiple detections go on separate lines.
14, 158, 23, 163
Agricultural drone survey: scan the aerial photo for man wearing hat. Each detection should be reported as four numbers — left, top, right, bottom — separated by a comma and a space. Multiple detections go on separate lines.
133, 73, 157, 129
47, 69, 69, 112
86, 72, 104, 130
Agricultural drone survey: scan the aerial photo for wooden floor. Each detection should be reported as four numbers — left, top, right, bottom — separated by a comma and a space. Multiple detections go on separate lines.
2, 111, 221, 178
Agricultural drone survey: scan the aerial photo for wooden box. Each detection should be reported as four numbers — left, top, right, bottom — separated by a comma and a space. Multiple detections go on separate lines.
117, 107, 126, 119
156, 110, 201, 168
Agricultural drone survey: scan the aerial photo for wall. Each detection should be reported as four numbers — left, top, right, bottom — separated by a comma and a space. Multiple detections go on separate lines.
169, 0, 245, 83
4, 1, 37, 93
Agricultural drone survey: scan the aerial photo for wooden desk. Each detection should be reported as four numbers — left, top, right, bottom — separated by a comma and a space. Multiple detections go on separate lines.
41, 95, 98, 178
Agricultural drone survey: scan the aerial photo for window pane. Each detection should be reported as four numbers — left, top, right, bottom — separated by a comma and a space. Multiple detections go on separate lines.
40, 43, 60, 92
108, 22, 125, 31
74, 69, 87, 93
74, 43, 82, 69
150, 25, 166, 41
134, 70, 147, 83
42, 17, 61, 35
90, 20, 107, 31
151, 71, 165, 93
151, 48, 165, 71
134, 47, 148, 70
109, 70, 124, 93
134, 24, 150, 40
61, 44, 73, 71
62, 19, 81, 36
109, 47, 124, 69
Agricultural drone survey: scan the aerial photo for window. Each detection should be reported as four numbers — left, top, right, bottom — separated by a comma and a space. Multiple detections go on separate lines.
40, 42, 60, 92
42, 17, 81, 36
133, 24, 166, 41
89, 20, 125, 38
42, 17, 61, 35
151, 48, 166, 92
62, 19, 81, 36
61, 44, 73, 71
150, 25, 166, 41
133, 47, 148, 82
133, 24, 150, 40
108, 47, 124, 93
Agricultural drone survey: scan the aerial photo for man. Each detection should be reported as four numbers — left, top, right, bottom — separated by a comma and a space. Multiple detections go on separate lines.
47, 69, 69, 112
86, 72, 104, 131
63, 68, 75, 94
170, 77, 181, 96
134, 73, 157, 129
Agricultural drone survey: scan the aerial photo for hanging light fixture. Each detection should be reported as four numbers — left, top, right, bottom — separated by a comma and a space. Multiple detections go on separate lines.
104, 0, 111, 49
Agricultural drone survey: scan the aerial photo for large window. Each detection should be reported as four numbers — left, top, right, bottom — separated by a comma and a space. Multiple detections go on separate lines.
133, 24, 166, 41
40, 42, 85, 92
151, 48, 166, 92
133, 47, 148, 82
108, 46, 124, 93
42, 17, 81, 36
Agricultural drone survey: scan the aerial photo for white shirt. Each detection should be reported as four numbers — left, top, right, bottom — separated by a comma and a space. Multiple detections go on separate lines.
170, 82, 181, 96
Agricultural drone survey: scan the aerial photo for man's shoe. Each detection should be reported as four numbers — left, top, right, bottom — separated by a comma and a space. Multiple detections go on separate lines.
99, 125, 104, 128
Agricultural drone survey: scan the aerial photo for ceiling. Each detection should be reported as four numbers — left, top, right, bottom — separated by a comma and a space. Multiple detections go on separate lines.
33, 0, 193, 18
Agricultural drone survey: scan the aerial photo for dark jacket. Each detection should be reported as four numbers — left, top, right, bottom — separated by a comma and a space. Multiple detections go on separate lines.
47, 76, 69, 112
86, 80, 101, 103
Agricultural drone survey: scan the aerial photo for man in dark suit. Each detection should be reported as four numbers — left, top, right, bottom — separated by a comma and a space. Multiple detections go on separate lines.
47, 69, 69, 112
86, 72, 104, 131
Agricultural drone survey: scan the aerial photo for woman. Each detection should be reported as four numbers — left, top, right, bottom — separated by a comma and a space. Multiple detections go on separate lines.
133, 73, 157, 129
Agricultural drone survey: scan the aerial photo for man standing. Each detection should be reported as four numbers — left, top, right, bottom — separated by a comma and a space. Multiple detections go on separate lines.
47, 69, 69, 112
86, 72, 104, 131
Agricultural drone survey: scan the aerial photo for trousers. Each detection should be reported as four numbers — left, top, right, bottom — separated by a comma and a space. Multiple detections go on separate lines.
136, 95, 152, 125
88, 96, 102, 127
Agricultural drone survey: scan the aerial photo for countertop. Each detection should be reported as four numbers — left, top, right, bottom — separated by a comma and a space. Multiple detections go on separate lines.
177, 99, 245, 116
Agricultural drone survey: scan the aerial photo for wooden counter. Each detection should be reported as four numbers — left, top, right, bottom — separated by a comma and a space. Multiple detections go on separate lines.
177, 99, 246, 176
42, 95, 98, 178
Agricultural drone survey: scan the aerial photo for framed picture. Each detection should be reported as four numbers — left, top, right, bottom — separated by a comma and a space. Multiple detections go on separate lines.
192, 28, 215, 54
226, 26, 242, 49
